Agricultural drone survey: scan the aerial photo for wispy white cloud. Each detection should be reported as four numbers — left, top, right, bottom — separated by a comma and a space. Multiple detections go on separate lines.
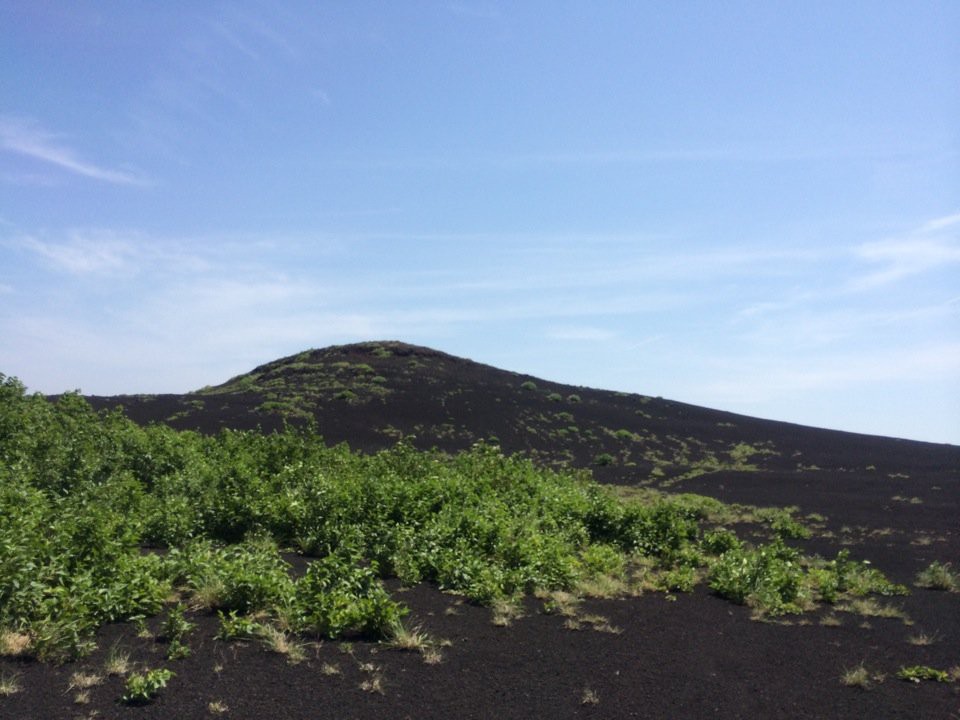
851, 212, 960, 290
19, 234, 139, 275
0, 115, 146, 185
919, 212, 960, 233
14, 230, 209, 277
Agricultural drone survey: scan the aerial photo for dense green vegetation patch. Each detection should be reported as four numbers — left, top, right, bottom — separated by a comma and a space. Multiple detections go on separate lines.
0, 375, 904, 663
193, 352, 392, 416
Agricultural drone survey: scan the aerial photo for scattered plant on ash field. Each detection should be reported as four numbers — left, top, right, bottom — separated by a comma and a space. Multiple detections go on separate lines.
896, 665, 953, 683
0, 374, 910, 664
121, 667, 175, 704
915, 561, 958, 592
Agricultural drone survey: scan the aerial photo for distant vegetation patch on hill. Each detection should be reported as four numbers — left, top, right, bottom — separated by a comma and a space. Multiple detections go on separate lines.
194, 343, 398, 417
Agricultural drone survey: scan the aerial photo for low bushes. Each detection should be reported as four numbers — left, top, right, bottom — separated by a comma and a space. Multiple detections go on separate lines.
0, 374, 908, 660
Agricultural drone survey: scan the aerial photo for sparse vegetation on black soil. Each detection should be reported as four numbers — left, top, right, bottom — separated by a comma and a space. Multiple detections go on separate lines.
3, 342, 959, 719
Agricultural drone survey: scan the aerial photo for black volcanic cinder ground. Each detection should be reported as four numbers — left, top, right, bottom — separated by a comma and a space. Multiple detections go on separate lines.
8, 340, 959, 719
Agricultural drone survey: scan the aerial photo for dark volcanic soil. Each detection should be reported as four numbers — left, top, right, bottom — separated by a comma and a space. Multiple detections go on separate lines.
7, 341, 959, 719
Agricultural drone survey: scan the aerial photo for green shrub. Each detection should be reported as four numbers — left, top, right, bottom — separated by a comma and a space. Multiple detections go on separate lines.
293, 554, 405, 638
768, 511, 811, 539
520, 381, 538, 391
616, 502, 698, 560
216, 610, 264, 641
701, 529, 742, 556
579, 544, 625, 578
170, 540, 295, 614
709, 540, 807, 615
897, 665, 951, 683
0, 379, 910, 664
593, 453, 615, 467
659, 565, 697, 592
162, 603, 194, 659
122, 668, 174, 704
547, 393, 562, 402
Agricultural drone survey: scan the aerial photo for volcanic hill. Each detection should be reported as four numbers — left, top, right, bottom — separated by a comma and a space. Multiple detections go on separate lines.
87, 340, 956, 477
28, 339, 950, 720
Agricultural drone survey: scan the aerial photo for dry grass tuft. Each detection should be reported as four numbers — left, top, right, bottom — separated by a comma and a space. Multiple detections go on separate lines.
320, 662, 341, 676
819, 614, 842, 627
491, 598, 525, 627
576, 573, 627, 599
189, 580, 227, 611
68, 671, 104, 691
563, 618, 582, 631
581, 687, 600, 705
579, 614, 623, 635
915, 562, 959, 592
259, 625, 306, 665
536, 590, 580, 618
0, 629, 31, 658
208, 700, 229, 714
103, 643, 132, 676
0, 672, 22, 697
907, 631, 940, 646
358, 669, 385, 695
385, 622, 432, 652
842, 597, 909, 622
422, 647, 444, 665
841, 663, 882, 689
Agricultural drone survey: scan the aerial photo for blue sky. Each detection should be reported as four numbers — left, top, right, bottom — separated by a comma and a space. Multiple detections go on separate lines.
1, 2, 958, 443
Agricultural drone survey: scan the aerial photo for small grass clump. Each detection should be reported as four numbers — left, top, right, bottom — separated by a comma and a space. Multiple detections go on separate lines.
0, 672, 22, 697
907, 631, 939, 646
491, 599, 525, 627
915, 562, 958, 592
841, 663, 874, 689
0, 629, 31, 658
840, 597, 909, 622
840, 664, 887, 690
320, 662, 341, 676
103, 642, 132, 676
385, 621, 432, 652
68, 671, 104, 691
259, 625, 306, 665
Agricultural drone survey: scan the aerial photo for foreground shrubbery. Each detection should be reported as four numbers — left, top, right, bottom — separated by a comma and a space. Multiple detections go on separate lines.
0, 375, 904, 662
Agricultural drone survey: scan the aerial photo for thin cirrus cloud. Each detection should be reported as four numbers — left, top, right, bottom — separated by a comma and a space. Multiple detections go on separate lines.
15, 233, 154, 276
851, 212, 960, 290
0, 115, 146, 186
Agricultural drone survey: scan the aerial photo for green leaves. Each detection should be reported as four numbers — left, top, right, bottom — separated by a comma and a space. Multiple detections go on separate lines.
896, 665, 952, 683
0, 381, 909, 662
122, 668, 175, 704
293, 554, 405, 638
708, 539, 807, 614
